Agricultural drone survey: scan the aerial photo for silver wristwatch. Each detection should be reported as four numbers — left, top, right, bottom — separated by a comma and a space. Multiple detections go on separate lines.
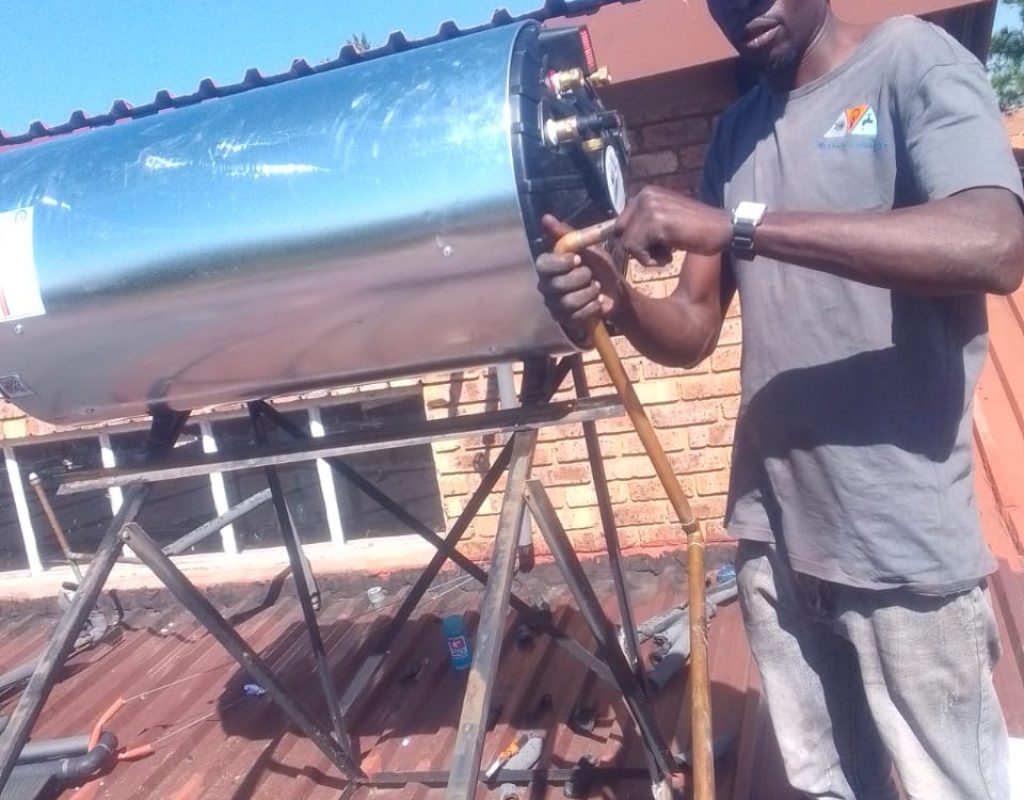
731, 201, 767, 261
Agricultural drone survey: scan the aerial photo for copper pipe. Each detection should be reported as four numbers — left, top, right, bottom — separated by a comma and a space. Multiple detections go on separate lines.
28, 472, 84, 583
553, 221, 715, 800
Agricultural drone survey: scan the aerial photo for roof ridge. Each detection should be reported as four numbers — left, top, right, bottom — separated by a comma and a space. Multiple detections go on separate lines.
0, 0, 636, 148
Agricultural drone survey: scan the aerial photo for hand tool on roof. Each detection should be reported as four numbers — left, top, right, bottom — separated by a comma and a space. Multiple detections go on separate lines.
484, 734, 531, 781
553, 221, 716, 800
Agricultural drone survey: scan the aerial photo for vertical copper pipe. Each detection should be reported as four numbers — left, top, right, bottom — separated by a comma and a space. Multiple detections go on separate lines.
553, 222, 715, 799
28, 472, 84, 583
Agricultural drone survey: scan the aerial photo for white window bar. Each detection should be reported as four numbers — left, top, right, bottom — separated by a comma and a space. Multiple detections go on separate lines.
200, 421, 239, 556
98, 433, 123, 515
3, 446, 43, 575
308, 407, 346, 545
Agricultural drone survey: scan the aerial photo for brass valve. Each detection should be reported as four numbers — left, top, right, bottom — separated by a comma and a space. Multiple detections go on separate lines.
544, 110, 622, 147
548, 67, 586, 95
544, 116, 580, 146
588, 66, 612, 87
547, 65, 613, 95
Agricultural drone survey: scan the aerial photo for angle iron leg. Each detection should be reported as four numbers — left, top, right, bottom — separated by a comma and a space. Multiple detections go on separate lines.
338, 433, 518, 712
572, 357, 663, 788
0, 409, 190, 790
571, 356, 645, 670
248, 404, 354, 766
119, 522, 362, 779
445, 430, 538, 800
257, 396, 614, 690
164, 487, 272, 556
524, 479, 679, 781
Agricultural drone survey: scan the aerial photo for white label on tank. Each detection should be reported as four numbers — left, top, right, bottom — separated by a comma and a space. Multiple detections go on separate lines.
604, 146, 627, 214
0, 207, 45, 322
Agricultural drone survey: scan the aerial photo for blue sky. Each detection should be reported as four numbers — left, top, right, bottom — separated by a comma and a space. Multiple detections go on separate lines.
996, 1, 1024, 30
2, 1, 1023, 135
0, 0, 543, 133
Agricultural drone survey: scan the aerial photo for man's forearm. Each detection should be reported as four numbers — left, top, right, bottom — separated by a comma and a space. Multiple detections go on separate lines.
612, 287, 721, 369
754, 189, 1024, 296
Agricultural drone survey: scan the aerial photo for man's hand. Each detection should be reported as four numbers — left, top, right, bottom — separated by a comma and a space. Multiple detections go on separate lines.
615, 186, 733, 266
535, 215, 627, 346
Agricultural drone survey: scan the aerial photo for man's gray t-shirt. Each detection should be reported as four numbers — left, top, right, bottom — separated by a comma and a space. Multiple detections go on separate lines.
701, 16, 1024, 592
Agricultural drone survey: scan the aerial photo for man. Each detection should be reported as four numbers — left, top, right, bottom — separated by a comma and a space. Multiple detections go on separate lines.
536, 1, 1024, 798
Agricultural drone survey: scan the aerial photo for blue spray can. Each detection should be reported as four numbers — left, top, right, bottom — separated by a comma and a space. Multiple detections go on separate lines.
442, 614, 472, 671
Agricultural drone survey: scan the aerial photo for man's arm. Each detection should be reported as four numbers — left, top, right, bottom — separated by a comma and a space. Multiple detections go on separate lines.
613, 252, 735, 368
535, 215, 734, 368
755, 188, 1024, 296
616, 185, 1024, 297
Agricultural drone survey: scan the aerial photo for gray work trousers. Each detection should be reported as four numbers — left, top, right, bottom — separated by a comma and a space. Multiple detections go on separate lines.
736, 541, 1010, 800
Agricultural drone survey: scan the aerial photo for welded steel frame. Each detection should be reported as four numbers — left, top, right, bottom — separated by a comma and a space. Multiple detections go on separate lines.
0, 355, 686, 797
0, 407, 368, 789
120, 520, 363, 776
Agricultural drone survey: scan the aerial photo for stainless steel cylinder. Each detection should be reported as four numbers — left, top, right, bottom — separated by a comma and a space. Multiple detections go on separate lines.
0, 21, 627, 423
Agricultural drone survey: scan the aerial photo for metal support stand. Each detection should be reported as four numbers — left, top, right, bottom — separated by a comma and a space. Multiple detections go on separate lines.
0, 356, 696, 798
252, 396, 615, 713
446, 430, 538, 800
248, 403, 353, 764
0, 409, 191, 789
524, 481, 677, 789
445, 443, 685, 800
0, 406, 364, 790
119, 522, 361, 777
573, 356, 664, 792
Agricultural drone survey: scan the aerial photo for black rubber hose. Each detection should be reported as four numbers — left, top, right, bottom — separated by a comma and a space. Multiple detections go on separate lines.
0, 715, 91, 763
17, 735, 91, 764
8, 731, 117, 782
0, 657, 38, 695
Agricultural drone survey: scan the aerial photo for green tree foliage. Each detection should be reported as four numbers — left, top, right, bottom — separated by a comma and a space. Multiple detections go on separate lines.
990, 0, 1024, 110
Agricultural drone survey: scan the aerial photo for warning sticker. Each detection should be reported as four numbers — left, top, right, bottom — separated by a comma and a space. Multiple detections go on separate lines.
0, 206, 44, 322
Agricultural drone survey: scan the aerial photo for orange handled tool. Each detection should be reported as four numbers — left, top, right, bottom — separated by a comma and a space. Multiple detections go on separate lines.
553, 221, 715, 800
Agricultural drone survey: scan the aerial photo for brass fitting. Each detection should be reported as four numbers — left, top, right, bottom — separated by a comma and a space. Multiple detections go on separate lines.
547, 66, 612, 95
548, 67, 586, 95
544, 116, 580, 146
588, 66, 612, 87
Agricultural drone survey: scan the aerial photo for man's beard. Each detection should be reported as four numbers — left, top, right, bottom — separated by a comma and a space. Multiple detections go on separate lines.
760, 46, 800, 78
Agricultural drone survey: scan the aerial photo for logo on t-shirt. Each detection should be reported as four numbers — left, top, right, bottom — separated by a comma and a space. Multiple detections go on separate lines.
820, 105, 884, 150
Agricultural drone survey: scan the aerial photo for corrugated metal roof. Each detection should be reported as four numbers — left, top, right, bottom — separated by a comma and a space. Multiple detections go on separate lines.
0, 560, 801, 800
0, 0, 638, 148
975, 285, 1024, 562
2, 551, 1023, 800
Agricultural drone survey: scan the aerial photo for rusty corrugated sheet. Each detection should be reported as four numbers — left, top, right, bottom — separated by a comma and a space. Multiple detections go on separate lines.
974, 284, 1024, 561
3, 553, 1023, 800
0, 0, 639, 148
0, 563, 801, 800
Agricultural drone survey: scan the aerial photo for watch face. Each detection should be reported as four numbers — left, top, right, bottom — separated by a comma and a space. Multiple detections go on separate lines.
603, 146, 627, 214
734, 201, 767, 224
